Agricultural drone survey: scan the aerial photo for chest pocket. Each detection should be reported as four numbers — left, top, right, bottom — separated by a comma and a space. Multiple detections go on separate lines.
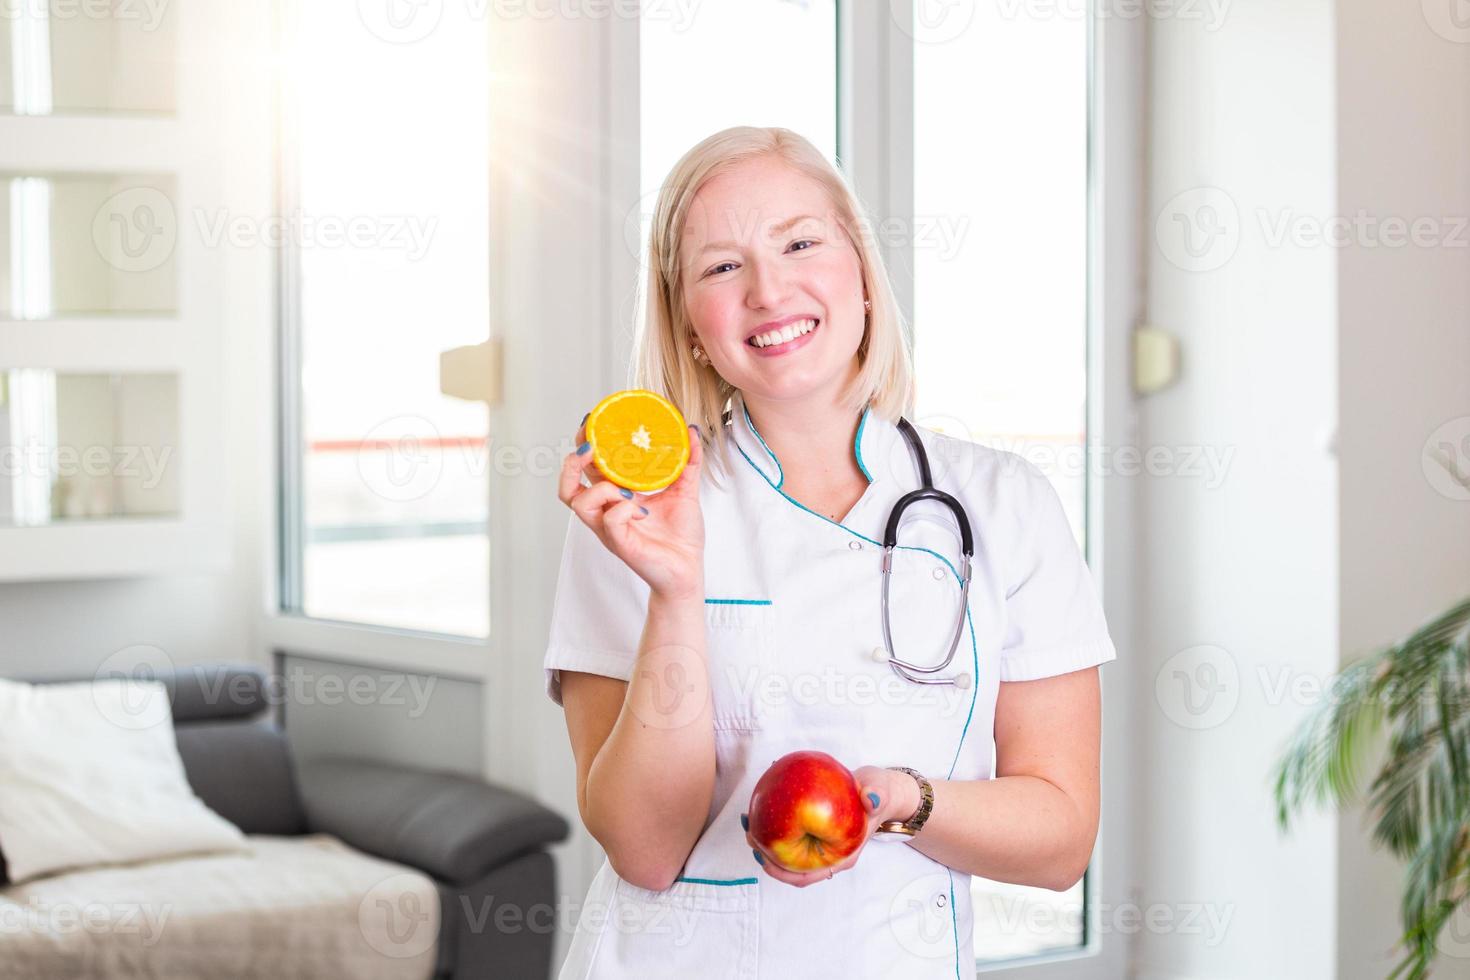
704, 602, 773, 733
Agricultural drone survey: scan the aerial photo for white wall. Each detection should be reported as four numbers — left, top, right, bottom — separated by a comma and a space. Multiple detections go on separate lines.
0, 0, 272, 681
1335, 1, 1470, 976
1141, 1, 1340, 976
1145, 1, 1470, 977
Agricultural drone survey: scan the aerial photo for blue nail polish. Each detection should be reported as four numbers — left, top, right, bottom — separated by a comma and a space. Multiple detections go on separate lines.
638, 506, 649, 515
752, 849, 764, 866
576, 441, 590, 455
580, 412, 589, 425
867, 792, 880, 808
740, 813, 749, 831
620, 488, 633, 499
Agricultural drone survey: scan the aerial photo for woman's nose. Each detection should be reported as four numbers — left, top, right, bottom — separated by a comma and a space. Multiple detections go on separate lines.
745, 256, 793, 310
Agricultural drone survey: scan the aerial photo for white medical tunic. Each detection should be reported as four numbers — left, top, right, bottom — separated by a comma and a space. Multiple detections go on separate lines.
543, 390, 1116, 979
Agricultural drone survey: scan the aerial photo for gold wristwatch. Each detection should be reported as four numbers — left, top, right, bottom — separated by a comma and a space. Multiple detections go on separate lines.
873, 766, 934, 839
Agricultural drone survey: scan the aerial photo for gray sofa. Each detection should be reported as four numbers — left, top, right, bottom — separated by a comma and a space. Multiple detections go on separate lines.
0, 663, 570, 979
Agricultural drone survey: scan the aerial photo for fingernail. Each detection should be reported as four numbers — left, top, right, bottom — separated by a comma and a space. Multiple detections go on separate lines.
690, 423, 701, 435
620, 488, 633, 499
580, 412, 589, 425
740, 813, 749, 831
576, 441, 590, 455
638, 506, 649, 515
752, 849, 764, 866
867, 792, 880, 808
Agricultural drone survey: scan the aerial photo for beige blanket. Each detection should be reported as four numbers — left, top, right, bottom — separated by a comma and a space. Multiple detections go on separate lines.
0, 834, 439, 980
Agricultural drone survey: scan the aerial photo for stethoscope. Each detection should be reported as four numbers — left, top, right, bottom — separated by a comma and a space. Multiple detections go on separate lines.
873, 417, 974, 689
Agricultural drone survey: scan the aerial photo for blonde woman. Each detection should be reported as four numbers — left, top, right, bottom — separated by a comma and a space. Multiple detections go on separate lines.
545, 126, 1116, 977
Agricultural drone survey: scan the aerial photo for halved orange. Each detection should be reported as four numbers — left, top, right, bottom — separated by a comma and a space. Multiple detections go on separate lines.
585, 389, 690, 492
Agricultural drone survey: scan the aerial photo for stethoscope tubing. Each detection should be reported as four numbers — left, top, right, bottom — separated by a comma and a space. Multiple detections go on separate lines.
879, 418, 974, 688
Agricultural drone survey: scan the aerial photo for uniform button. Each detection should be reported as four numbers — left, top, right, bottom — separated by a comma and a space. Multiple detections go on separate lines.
934, 893, 947, 909
849, 540, 863, 551
932, 567, 945, 580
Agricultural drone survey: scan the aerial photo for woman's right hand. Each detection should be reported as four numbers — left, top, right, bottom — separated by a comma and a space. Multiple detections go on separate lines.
557, 415, 706, 602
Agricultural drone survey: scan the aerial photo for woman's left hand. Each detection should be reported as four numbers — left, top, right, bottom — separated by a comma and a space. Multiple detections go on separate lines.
742, 765, 921, 888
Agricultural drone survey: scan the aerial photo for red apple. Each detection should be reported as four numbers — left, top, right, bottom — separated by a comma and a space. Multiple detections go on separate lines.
747, 750, 868, 872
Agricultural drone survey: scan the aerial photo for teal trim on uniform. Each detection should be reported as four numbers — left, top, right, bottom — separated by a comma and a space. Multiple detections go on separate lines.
742, 404, 785, 489
948, 869, 961, 979
704, 598, 773, 606
854, 406, 873, 483
733, 438, 982, 781
673, 875, 759, 886
735, 434, 977, 980
744, 402, 875, 488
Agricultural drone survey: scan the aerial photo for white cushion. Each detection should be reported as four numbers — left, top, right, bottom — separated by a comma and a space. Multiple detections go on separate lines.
0, 677, 249, 884
0, 834, 439, 980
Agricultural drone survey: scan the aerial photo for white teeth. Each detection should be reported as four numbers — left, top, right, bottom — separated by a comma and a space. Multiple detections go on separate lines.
750, 318, 817, 348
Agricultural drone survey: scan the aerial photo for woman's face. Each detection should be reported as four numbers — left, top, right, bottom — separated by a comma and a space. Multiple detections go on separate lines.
678, 155, 867, 405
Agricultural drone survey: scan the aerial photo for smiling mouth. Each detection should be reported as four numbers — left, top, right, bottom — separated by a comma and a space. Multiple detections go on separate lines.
747, 317, 820, 349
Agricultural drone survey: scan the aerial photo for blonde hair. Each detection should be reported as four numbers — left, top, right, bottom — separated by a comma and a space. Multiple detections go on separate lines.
632, 126, 914, 487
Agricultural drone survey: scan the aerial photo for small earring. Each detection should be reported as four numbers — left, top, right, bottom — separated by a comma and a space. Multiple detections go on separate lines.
863, 299, 872, 314
691, 344, 705, 363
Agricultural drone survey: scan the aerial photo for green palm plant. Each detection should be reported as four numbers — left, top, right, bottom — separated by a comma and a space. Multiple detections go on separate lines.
1274, 596, 1470, 979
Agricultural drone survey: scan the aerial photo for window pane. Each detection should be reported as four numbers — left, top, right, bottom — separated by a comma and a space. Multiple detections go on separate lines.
913, 2, 1090, 963
284, 1, 490, 638
640, 0, 837, 197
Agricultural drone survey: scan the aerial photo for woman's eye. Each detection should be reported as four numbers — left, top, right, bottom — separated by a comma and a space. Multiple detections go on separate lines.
789, 239, 818, 252
705, 261, 736, 277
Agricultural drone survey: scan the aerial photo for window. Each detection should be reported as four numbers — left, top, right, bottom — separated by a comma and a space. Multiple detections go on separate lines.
911, 1, 1093, 963
640, 0, 838, 209
279, 0, 492, 638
